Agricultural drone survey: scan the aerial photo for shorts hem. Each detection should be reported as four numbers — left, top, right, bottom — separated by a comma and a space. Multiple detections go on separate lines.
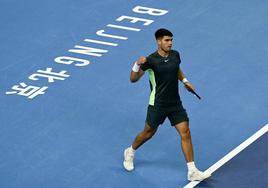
170, 118, 189, 126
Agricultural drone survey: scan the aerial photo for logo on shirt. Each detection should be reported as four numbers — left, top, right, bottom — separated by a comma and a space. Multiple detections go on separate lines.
164, 59, 169, 62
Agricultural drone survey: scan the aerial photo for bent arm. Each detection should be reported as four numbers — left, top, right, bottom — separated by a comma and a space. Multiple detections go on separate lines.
130, 69, 144, 83
130, 56, 147, 83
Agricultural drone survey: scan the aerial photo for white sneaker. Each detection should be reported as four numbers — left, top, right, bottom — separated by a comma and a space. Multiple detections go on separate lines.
187, 170, 211, 181
123, 147, 135, 171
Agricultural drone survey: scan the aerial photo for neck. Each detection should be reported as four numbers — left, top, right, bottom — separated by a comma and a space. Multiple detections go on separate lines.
157, 48, 169, 57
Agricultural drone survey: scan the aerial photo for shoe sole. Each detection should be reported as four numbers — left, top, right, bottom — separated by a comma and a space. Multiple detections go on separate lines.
188, 173, 211, 181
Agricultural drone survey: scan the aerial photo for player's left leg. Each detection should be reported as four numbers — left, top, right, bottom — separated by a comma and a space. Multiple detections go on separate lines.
175, 121, 194, 162
175, 121, 211, 181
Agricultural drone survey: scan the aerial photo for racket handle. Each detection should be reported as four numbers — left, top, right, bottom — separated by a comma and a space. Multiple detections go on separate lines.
189, 89, 201, 100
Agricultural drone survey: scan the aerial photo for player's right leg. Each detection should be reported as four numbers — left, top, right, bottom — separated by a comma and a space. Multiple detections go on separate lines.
123, 105, 165, 171
123, 123, 157, 171
132, 122, 158, 150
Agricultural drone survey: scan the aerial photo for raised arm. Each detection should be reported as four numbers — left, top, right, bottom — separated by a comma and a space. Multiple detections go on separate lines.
130, 56, 147, 83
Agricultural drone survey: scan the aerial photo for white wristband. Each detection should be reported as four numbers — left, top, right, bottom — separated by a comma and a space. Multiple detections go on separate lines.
132, 62, 140, 72
182, 78, 189, 84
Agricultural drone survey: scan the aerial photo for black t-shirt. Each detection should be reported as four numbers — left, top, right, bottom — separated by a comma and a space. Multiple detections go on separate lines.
140, 50, 182, 107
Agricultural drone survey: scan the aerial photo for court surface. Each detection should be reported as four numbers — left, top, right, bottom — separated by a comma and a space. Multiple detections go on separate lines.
1, 1, 267, 188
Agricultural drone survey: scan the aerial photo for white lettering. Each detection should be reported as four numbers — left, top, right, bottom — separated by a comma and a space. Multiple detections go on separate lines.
29, 68, 70, 83
69, 45, 108, 57
107, 24, 140, 31
54, 56, 90, 67
132, 6, 168, 16
116, 15, 154, 26
96, 30, 128, 40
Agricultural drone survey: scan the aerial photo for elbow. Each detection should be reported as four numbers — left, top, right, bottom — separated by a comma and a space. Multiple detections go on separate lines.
130, 71, 140, 83
130, 77, 137, 83
130, 74, 138, 83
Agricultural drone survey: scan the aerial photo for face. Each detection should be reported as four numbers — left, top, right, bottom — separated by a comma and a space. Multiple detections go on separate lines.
157, 36, 173, 52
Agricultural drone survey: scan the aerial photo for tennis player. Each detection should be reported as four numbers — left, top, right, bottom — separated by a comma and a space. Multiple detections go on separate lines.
123, 28, 211, 181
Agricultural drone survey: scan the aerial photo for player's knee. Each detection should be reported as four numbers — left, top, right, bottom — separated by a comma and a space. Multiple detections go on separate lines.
181, 128, 191, 140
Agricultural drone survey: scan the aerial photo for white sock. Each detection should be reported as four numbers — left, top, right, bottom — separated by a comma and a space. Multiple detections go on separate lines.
129, 145, 136, 154
187, 161, 198, 172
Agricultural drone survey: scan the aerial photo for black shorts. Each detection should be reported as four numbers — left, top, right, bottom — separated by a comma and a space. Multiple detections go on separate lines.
145, 104, 189, 129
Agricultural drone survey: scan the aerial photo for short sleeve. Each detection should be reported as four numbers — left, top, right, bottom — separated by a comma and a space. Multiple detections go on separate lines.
174, 50, 181, 64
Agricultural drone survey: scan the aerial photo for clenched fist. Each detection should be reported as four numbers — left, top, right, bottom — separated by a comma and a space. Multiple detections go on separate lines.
137, 56, 147, 65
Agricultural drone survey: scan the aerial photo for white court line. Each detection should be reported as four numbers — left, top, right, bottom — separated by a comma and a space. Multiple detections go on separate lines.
184, 123, 268, 188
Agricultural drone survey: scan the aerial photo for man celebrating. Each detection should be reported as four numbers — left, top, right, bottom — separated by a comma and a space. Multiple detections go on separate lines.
123, 28, 211, 181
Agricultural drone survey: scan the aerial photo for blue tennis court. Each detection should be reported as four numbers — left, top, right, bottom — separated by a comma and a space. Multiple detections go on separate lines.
1, 1, 267, 188
196, 132, 268, 188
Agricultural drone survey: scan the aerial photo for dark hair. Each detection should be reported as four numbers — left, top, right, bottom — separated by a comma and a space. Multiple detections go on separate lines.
154, 28, 173, 39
